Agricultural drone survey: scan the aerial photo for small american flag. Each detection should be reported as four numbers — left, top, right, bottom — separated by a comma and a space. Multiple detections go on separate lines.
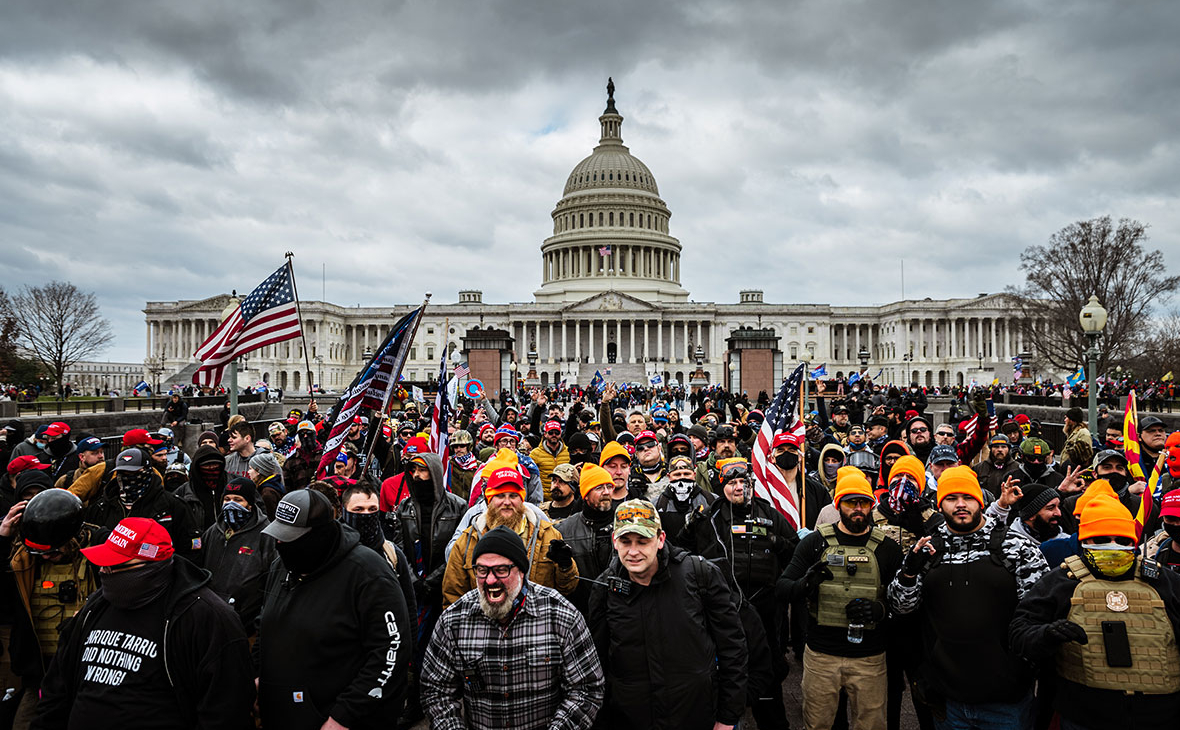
751, 363, 807, 528
598, 245, 613, 256
193, 264, 302, 387
454, 362, 470, 379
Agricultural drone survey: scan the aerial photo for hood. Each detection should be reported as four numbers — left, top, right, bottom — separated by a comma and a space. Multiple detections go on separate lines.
876, 440, 914, 487
412, 451, 447, 502
817, 443, 847, 489
191, 445, 227, 490
3, 420, 24, 444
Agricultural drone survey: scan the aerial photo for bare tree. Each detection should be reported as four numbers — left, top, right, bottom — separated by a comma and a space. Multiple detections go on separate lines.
1128, 311, 1180, 379
1005, 216, 1180, 374
8, 282, 114, 394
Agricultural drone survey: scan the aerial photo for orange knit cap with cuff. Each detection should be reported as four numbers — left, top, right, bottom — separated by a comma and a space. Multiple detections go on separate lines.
578, 464, 614, 499
599, 441, 630, 467
1073, 479, 1118, 517
834, 468, 875, 505
889, 455, 927, 491
1078, 492, 1137, 542
935, 465, 984, 506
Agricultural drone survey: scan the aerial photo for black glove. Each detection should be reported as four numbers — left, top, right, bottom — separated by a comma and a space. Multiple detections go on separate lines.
1045, 619, 1088, 646
800, 559, 834, 596
547, 539, 575, 569
412, 577, 430, 603
902, 543, 935, 577
845, 598, 886, 624
684, 504, 708, 531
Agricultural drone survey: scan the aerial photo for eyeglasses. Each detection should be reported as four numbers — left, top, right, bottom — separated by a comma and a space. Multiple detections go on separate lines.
936, 431, 955, 438
909, 427, 929, 434
473, 564, 515, 579
636, 442, 659, 452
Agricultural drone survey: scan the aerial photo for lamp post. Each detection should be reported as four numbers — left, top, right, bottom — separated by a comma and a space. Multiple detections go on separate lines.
220, 292, 241, 416
525, 344, 541, 387
314, 354, 324, 394
1080, 294, 1108, 436
858, 346, 870, 373
800, 348, 813, 415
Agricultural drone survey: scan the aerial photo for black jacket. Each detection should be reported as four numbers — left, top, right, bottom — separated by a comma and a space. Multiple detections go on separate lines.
555, 505, 616, 613
589, 546, 747, 730
685, 495, 798, 601
32, 557, 255, 730
390, 453, 467, 604
163, 398, 189, 424
200, 509, 277, 634
84, 470, 199, 561
256, 524, 411, 730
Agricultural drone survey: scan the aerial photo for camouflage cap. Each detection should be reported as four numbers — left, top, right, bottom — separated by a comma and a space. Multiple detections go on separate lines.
613, 498, 662, 539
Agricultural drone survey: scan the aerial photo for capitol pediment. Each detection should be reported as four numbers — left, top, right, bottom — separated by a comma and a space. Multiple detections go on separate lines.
562, 291, 656, 314
177, 294, 234, 313
951, 293, 1017, 312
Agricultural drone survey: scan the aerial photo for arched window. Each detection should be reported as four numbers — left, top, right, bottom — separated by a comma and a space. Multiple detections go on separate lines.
647, 214, 652, 228
609, 172, 613, 181
599, 212, 603, 226
609, 212, 614, 225
629, 212, 635, 226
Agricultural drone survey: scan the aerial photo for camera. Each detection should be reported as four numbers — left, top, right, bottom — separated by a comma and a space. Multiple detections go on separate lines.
58, 580, 78, 604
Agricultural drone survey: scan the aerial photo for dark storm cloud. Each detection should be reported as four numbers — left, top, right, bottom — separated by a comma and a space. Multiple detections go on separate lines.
1, 0, 1178, 361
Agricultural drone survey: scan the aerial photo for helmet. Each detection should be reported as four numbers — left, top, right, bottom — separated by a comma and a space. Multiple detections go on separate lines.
21, 489, 84, 554
450, 429, 473, 446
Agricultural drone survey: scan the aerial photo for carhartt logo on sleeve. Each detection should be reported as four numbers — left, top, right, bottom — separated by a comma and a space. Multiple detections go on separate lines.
275, 502, 301, 524
293, 691, 304, 703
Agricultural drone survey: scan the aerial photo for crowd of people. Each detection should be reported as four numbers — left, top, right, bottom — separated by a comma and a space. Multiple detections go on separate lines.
0, 377, 1178, 730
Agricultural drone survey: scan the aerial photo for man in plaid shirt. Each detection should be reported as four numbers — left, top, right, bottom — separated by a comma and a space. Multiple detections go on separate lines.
420, 526, 604, 730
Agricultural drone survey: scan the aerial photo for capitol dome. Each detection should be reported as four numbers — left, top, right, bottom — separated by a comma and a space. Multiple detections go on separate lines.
535, 80, 688, 304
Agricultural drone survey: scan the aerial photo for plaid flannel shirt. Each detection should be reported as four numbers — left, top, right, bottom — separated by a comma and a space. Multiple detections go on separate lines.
421, 582, 605, 730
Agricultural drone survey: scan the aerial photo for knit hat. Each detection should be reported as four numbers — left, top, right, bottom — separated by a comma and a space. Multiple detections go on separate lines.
1065, 407, 1085, 424
935, 465, 984, 506
1073, 479, 1118, 517
472, 526, 530, 574
492, 426, 521, 445
889, 455, 927, 491
599, 441, 630, 466
223, 476, 259, 507
1078, 493, 1137, 541
484, 466, 525, 500
834, 469, 874, 505
989, 434, 1010, 447
249, 451, 280, 478
578, 464, 614, 498
198, 430, 218, 444
568, 432, 593, 454
687, 424, 709, 442
1016, 483, 1060, 520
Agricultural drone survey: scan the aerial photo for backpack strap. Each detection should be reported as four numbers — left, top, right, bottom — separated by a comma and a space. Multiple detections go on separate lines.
927, 530, 947, 570
817, 523, 838, 545
987, 522, 1014, 573
865, 526, 885, 551
381, 541, 399, 569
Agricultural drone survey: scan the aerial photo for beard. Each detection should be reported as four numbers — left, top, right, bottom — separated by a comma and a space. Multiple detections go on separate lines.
945, 508, 983, 533
840, 510, 870, 533
477, 580, 522, 621
1030, 516, 1060, 541
487, 501, 526, 530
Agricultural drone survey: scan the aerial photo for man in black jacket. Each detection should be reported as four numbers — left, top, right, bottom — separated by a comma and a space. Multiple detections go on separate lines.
590, 499, 747, 730
32, 517, 255, 729
161, 393, 189, 446
555, 464, 617, 615
257, 489, 411, 730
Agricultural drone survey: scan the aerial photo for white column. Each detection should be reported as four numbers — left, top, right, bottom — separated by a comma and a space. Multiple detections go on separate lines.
601, 319, 608, 364
575, 320, 582, 362
644, 320, 650, 361
548, 322, 555, 362
629, 320, 636, 363
657, 320, 664, 361
975, 319, 983, 359
696, 321, 703, 355
989, 318, 996, 359
561, 320, 568, 360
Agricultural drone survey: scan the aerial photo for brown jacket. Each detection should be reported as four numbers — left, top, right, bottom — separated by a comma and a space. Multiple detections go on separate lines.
441, 509, 579, 608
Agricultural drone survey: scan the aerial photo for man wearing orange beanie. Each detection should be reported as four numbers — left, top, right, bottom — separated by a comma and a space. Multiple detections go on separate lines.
778, 468, 903, 730
553, 464, 620, 614
888, 465, 1050, 727
1011, 493, 1180, 730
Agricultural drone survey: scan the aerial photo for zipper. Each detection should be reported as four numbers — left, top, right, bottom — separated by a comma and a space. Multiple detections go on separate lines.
163, 617, 172, 687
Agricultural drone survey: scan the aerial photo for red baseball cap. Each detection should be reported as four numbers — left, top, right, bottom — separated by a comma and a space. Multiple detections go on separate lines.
544, 420, 563, 433
81, 518, 175, 567
484, 467, 525, 499
772, 432, 805, 450
1161, 492, 1180, 519
636, 429, 658, 443
7, 455, 50, 477
44, 422, 70, 437
122, 429, 163, 447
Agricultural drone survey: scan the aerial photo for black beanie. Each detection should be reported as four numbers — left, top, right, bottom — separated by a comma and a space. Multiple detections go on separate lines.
568, 432, 593, 453
223, 476, 259, 507
472, 526, 530, 574
1017, 483, 1060, 520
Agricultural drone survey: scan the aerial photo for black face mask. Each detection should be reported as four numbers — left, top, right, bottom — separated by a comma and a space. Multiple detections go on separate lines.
1104, 473, 1129, 492
276, 523, 340, 575
1165, 524, 1180, 543
775, 452, 799, 471
342, 511, 384, 549
220, 502, 251, 531
47, 438, 72, 459
102, 559, 173, 610
118, 471, 153, 507
1024, 462, 1047, 478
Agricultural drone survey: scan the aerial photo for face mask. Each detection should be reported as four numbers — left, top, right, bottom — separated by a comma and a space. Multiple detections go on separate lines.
1082, 543, 1136, 577
35, 441, 46, 451
775, 452, 799, 471
823, 462, 840, 480
669, 479, 694, 501
276, 523, 340, 575
220, 501, 251, 531
1168, 449, 1180, 478
342, 510, 384, 549
1104, 473, 1129, 491
1165, 524, 1180, 542
1024, 462, 1046, 478
102, 559, 173, 610
47, 438, 72, 458
888, 475, 920, 514
118, 471, 153, 506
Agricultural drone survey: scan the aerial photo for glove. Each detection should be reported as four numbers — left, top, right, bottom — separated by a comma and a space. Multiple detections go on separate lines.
412, 577, 431, 603
901, 543, 935, 577
845, 598, 886, 624
800, 559, 834, 596
1045, 619, 1088, 646
684, 504, 708, 531
546, 539, 575, 569
971, 388, 988, 416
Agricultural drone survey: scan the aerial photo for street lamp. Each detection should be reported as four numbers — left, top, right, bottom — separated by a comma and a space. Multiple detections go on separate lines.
858, 346, 870, 368
220, 291, 241, 415
1080, 294, 1108, 436
799, 348, 813, 414
314, 354, 324, 394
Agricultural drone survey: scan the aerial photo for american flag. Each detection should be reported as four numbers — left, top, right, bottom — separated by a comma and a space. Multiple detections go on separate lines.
453, 362, 470, 379
193, 264, 303, 386
598, 245, 613, 256
315, 307, 422, 478
751, 363, 807, 528
431, 348, 454, 485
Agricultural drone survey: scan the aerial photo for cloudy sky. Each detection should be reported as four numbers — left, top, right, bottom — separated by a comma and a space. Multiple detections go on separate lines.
2, 0, 1178, 362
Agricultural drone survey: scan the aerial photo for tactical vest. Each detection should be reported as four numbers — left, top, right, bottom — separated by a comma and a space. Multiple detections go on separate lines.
31, 559, 94, 659
810, 523, 886, 629
1057, 555, 1180, 694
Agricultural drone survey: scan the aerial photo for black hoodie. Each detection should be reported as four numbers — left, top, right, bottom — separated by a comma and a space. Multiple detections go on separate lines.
32, 557, 256, 729
256, 523, 411, 730
175, 446, 227, 532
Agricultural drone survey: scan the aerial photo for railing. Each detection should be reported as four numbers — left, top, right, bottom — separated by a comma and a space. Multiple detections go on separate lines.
17, 393, 264, 417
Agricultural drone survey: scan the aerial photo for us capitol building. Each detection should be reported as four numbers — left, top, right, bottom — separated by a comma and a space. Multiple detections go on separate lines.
143, 82, 1032, 396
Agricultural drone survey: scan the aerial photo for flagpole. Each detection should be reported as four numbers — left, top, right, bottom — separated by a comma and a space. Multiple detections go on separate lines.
799, 362, 809, 527
362, 294, 431, 471
285, 252, 316, 399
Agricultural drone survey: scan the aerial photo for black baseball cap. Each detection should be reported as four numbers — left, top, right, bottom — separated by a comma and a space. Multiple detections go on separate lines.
262, 489, 334, 542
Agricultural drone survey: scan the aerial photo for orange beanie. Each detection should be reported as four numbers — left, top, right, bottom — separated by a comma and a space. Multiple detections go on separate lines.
889, 455, 927, 491
578, 464, 614, 499
1078, 493, 1137, 542
1073, 479, 1118, 517
834, 468, 874, 505
599, 441, 630, 467
936, 465, 984, 506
